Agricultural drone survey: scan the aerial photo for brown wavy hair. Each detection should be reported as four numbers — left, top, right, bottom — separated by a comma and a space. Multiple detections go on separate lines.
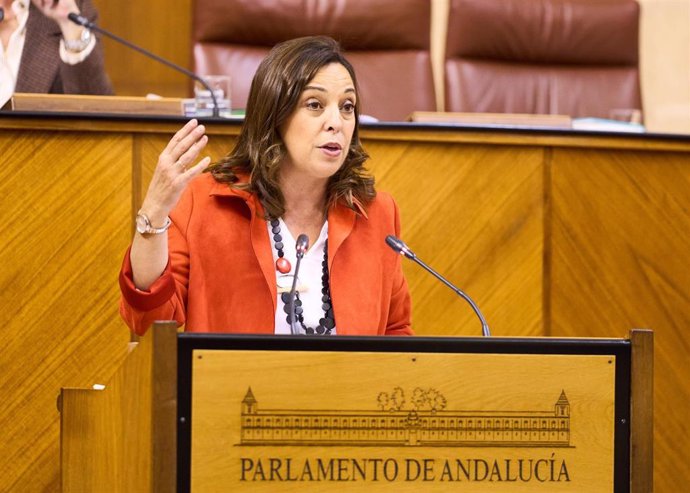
207, 36, 375, 219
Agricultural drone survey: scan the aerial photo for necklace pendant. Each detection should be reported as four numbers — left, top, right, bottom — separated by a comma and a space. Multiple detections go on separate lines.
276, 257, 291, 274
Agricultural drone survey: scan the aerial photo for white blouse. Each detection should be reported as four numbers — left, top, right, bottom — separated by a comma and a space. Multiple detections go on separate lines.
267, 218, 336, 335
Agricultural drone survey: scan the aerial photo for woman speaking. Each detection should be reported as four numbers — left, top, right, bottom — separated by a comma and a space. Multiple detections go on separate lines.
119, 36, 412, 337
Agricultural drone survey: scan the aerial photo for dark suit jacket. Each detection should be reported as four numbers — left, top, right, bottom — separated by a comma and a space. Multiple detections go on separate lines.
14, 0, 113, 95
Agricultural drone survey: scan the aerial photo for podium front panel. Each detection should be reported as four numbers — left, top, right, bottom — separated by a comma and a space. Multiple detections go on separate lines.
177, 335, 631, 492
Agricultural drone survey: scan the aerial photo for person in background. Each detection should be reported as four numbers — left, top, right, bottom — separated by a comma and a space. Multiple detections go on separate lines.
0, 0, 112, 108
119, 36, 412, 337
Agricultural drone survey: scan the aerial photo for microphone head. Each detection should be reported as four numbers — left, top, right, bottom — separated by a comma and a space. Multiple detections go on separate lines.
68, 12, 92, 28
385, 235, 403, 252
385, 235, 415, 259
0, 8, 4, 22
295, 234, 309, 258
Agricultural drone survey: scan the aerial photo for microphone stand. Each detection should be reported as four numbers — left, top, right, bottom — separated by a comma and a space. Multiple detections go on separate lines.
67, 13, 220, 117
386, 235, 491, 337
288, 255, 304, 335
289, 234, 310, 335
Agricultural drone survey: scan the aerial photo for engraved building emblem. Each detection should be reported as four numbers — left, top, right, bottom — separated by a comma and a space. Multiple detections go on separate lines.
239, 388, 571, 448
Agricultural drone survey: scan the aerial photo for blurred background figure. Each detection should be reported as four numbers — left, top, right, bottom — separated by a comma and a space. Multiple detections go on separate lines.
0, 0, 112, 108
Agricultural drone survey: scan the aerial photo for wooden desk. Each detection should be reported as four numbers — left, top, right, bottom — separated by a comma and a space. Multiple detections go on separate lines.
1, 114, 687, 491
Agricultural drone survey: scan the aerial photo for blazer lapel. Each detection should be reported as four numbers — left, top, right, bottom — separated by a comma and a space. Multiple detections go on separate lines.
327, 202, 364, 335
210, 181, 276, 315
247, 195, 277, 314
327, 203, 356, 272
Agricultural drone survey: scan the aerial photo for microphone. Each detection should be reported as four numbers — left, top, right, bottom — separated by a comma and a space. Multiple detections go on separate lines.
67, 12, 220, 117
385, 235, 491, 337
289, 234, 310, 335
295, 234, 309, 258
0, 8, 4, 22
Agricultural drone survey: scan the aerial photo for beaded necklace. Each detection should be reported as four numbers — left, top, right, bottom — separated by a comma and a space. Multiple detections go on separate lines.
270, 219, 335, 335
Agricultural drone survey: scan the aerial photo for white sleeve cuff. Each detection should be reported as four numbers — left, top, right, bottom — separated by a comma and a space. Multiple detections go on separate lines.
58, 36, 97, 65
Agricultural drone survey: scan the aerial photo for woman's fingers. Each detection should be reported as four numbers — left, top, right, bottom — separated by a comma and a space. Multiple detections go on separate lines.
142, 122, 212, 217
169, 124, 206, 163
161, 119, 200, 158
174, 134, 208, 170
183, 156, 212, 178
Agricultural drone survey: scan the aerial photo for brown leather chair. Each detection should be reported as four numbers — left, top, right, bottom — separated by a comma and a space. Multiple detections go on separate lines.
192, 0, 436, 121
445, 0, 642, 119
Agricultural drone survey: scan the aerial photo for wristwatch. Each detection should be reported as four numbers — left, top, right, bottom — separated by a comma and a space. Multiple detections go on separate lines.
135, 212, 171, 235
64, 27, 92, 53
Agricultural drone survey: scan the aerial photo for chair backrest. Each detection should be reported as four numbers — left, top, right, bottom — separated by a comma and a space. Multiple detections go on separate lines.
444, 0, 642, 119
192, 0, 435, 121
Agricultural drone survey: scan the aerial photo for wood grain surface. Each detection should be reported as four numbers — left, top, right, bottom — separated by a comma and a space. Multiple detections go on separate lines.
631, 329, 654, 493
550, 146, 690, 492
0, 129, 133, 491
93, 0, 193, 98
366, 140, 545, 337
0, 117, 687, 491
191, 350, 616, 492
60, 322, 178, 492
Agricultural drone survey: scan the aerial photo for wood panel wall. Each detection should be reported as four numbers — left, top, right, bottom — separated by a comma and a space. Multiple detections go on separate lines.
365, 139, 546, 336
1, 117, 688, 491
0, 126, 133, 490
92, 0, 193, 98
550, 146, 690, 492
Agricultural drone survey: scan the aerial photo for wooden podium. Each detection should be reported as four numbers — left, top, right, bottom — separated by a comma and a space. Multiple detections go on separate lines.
60, 325, 652, 492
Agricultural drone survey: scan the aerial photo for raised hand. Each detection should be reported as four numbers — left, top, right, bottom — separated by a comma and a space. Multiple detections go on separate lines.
139, 119, 211, 224
130, 120, 210, 290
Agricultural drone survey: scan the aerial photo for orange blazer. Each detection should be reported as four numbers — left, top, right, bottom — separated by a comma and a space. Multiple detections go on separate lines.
119, 174, 412, 336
